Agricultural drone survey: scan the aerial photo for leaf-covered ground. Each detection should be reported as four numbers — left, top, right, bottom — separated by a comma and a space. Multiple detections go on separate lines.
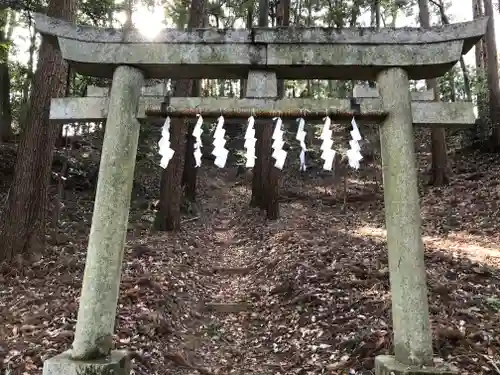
1, 147, 499, 375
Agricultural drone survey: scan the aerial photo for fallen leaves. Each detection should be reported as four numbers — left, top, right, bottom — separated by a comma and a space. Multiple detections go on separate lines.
1, 142, 500, 375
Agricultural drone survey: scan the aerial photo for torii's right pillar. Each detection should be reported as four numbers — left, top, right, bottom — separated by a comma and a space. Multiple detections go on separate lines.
375, 67, 456, 375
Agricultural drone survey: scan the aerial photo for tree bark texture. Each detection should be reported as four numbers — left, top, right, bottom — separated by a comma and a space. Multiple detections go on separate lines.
0, 0, 76, 262
182, 80, 202, 202
483, 0, 500, 148
250, 122, 264, 208
0, 10, 12, 142
155, 0, 206, 231
250, 0, 272, 213
418, 0, 449, 185
264, 0, 290, 220
276, 0, 290, 98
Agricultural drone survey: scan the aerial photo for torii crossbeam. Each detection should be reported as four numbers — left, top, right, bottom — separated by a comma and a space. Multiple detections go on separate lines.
52, 85, 475, 127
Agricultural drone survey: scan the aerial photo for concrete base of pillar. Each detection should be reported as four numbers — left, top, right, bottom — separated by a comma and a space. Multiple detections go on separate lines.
43, 350, 130, 375
375, 355, 457, 375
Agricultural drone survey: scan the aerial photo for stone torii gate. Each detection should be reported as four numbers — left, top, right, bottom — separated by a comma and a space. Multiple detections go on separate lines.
35, 13, 486, 375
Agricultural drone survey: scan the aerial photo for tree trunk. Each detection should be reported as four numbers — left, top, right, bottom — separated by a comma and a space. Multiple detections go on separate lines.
182, 80, 202, 202
250, 123, 264, 207
418, 0, 449, 185
366, 0, 381, 87
374, 0, 380, 28
276, 0, 290, 98
472, 0, 489, 144
240, 7, 252, 98
0, 10, 12, 141
474, 0, 486, 71
155, 0, 206, 231
0, 0, 76, 263
434, 0, 474, 147
0, 61, 12, 141
250, 0, 271, 212
155, 82, 190, 231
459, 57, 473, 101
19, 20, 37, 132
483, 0, 500, 148
258, 0, 269, 26
261, 0, 291, 220
181, 7, 207, 204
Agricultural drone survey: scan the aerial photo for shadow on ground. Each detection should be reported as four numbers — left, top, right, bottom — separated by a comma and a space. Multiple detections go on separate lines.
0, 149, 499, 375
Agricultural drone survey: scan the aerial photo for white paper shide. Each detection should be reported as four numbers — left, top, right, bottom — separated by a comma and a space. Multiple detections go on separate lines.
193, 114, 203, 167
159, 114, 362, 172
346, 117, 363, 169
212, 116, 228, 168
158, 116, 175, 169
244, 116, 257, 168
319, 116, 335, 171
296, 118, 307, 171
272, 117, 286, 169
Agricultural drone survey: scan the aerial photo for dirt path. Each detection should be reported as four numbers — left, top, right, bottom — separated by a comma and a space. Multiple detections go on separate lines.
194, 214, 278, 374
174, 184, 272, 374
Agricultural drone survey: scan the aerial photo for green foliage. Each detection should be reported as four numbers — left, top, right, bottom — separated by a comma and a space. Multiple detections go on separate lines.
78, 0, 118, 26
0, 40, 11, 62
164, 0, 190, 28
8, 60, 29, 131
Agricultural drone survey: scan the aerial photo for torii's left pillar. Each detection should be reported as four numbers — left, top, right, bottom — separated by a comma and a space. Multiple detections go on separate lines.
43, 65, 144, 374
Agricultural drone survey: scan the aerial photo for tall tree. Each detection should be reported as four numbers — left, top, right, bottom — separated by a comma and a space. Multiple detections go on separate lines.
470, 0, 491, 145
239, 3, 253, 98
483, 0, 500, 148
250, 0, 271, 211
418, 0, 449, 185
18, 19, 37, 130
276, 0, 290, 98
373, 0, 380, 29
155, 0, 207, 231
473, 0, 487, 80
0, 0, 76, 262
263, 0, 290, 220
0, 9, 14, 142
182, 10, 208, 204
430, 0, 474, 149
